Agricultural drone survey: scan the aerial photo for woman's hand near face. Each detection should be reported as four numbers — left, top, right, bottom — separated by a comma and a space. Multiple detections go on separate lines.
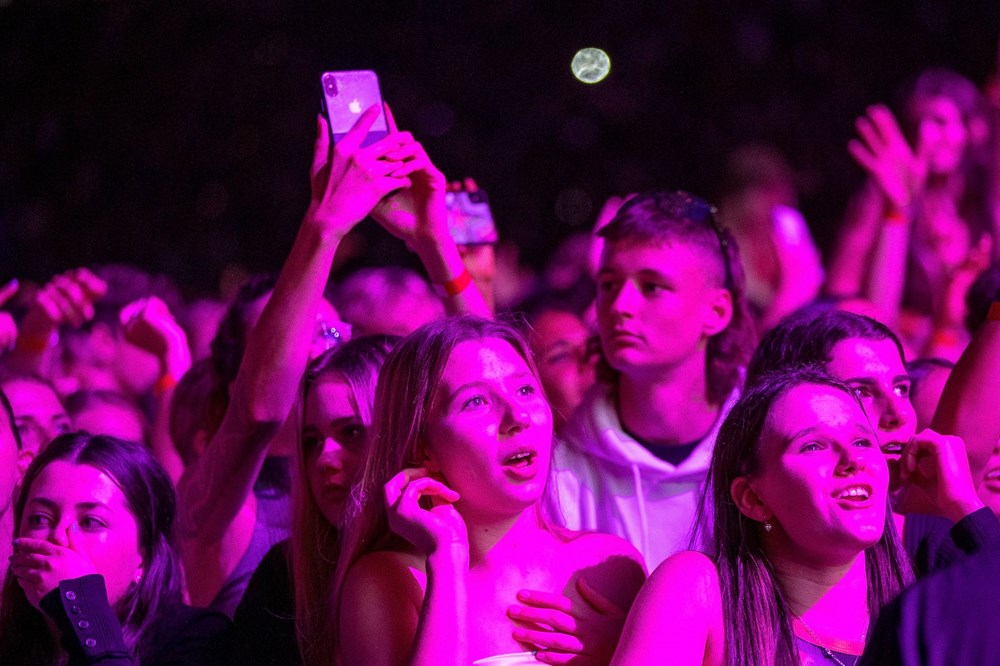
384, 467, 469, 559
895, 429, 985, 522
848, 104, 929, 212
10, 525, 98, 608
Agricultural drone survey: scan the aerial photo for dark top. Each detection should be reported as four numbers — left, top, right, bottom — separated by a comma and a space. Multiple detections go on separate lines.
903, 507, 1000, 577
862, 545, 1000, 665
232, 539, 300, 666
210, 455, 293, 618
40, 574, 232, 665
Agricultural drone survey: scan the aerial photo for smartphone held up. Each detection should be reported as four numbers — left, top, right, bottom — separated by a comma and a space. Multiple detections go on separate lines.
320, 70, 388, 147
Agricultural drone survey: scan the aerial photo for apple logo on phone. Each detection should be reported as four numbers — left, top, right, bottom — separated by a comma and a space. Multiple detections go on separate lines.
348, 98, 362, 114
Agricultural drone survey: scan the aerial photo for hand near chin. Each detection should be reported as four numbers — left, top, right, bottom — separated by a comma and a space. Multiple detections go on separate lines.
894, 429, 984, 522
10, 527, 97, 609
507, 577, 626, 665
384, 467, 468, 559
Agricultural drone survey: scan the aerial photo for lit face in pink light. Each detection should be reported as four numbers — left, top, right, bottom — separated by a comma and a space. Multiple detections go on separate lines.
747, 383, 888, 566
528, 309, 595, 427
826, 336, 914, 498
424, 338, 553, 519
302, 377, 366, 525
596, 240, 730, 379
19, 461, 143, 609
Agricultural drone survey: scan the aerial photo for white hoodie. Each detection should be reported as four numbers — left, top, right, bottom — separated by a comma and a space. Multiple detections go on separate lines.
548, 383, 737, 569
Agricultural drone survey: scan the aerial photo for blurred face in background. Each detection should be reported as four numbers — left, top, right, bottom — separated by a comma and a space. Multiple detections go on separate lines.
3, 379, 71, 456
527, 309, 595, 428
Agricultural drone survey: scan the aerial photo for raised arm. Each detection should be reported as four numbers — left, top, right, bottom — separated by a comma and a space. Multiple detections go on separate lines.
7, 268, 107, 377
119, 296, 192, 483
932, 302, 1000, 487
842, 105, 928, 327
371, 108, 491, 319
177, 107, 411, 544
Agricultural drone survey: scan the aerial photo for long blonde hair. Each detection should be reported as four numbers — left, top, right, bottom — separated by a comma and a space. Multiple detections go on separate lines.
291, 336, 395, 666
332, 316, 544, 645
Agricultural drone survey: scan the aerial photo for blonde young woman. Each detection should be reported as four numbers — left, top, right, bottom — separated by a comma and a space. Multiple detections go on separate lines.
336, 316, 646, 666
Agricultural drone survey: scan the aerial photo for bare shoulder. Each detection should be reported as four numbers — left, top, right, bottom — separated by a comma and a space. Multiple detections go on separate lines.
611, 551, 723, 666
339, 550, 426, 665
345, 549, 425, 598
646, 550, 719, 601
565, 530, 646, 572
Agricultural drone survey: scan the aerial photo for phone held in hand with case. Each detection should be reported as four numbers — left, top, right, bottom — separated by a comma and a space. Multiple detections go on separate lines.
445, 190, 499, 245
320, 70, 388, 147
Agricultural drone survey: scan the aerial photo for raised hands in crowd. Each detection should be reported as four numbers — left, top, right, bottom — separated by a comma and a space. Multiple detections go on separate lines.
1, 62, 1000, 666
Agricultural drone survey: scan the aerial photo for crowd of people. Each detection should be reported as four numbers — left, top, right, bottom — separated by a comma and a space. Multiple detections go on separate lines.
0, 61, 999, 666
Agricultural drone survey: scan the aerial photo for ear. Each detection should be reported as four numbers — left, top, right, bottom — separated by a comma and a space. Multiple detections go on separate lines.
16, 449, 34, 478
701, 287, 733, 337
730, 475, 770, 523
417, 439, 440, 473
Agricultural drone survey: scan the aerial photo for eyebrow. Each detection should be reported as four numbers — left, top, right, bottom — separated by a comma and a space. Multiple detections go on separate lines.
843, 374, 911, 385
785, 422, 876, 444
26, 497, 110, 511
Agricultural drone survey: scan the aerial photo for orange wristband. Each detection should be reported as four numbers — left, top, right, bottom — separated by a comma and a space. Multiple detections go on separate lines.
154, 373, 178, 397
19, 331, 57, 354
433, 268, 473, 298
988, 302, 1000, 322
930, 329, 960, 348
884, 208, 908, 226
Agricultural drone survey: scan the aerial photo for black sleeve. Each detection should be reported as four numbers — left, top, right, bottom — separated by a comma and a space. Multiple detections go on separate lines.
947, 506, 1000, 555
859, 596, 905, 666
232, 540, 300, 665
147, 606, 232, 666
40, 574, 134, 665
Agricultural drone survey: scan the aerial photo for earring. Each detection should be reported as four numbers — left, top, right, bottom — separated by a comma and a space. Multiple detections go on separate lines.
763, 520, 773, 533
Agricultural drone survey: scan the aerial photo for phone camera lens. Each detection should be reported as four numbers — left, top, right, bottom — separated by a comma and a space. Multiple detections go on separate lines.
322, 74, 338, 96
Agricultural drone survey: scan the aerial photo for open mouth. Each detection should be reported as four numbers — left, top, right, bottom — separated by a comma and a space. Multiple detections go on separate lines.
880, 441, 905, 456
503, 450, 536, 468
983, 468, 1000, 489
833, 485, 872, 502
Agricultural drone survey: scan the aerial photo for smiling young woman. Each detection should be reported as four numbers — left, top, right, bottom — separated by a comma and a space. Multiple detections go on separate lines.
612, 368, 913, 666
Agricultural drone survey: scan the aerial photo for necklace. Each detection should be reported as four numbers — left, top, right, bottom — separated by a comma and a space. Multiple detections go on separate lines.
789, 611, 862, 666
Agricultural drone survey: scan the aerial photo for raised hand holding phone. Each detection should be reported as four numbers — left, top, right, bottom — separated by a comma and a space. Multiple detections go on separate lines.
320, 70, 389, 147
306, 106, 411, 237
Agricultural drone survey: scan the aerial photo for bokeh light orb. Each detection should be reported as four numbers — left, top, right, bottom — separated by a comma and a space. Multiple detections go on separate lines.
571, 48, 611, 84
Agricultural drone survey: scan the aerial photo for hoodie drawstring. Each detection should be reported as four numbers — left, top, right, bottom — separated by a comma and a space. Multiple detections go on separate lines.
631, 463, 649, 560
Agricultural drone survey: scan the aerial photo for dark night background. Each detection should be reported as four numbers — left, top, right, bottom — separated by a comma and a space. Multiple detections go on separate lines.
2, 1, 998, 298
